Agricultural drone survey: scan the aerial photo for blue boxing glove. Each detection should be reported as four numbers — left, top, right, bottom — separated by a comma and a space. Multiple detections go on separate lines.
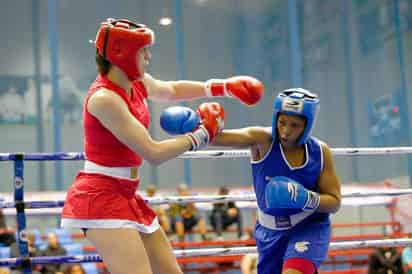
160, 106, 200, 135
265, 176, 320, 212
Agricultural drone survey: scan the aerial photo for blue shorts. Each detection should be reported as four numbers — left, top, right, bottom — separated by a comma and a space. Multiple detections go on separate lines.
254, 218, 331, 274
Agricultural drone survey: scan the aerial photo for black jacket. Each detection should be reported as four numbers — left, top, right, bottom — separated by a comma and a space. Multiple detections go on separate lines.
368, 247, 405, 274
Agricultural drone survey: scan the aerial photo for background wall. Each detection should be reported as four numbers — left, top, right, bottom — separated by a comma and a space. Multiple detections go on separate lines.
0, 0, 411, 197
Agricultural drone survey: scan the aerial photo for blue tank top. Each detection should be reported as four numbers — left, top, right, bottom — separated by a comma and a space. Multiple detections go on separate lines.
252, 136, 329, 223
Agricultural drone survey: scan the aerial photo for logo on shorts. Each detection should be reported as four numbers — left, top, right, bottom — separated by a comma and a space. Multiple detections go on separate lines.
294, 241, 310, 252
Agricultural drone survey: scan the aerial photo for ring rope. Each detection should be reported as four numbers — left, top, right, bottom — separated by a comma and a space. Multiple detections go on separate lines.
2, 146, 412, 161
1, 238, 412, 267
1, 189, 411, 209
1, 148, 410, 273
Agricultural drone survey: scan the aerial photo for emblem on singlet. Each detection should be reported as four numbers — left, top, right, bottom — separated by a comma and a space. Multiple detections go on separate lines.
294, 241, 310, 252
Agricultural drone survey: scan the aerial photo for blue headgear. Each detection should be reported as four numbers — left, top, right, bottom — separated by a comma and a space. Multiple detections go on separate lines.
272, 88, 320, 145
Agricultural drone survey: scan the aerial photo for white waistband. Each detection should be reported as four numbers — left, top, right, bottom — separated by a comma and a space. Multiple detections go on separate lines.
257, 207, 312, 231
83, 160, 139, 180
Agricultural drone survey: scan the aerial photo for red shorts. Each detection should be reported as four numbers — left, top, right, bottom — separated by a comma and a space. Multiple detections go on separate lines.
61, 172, 159, 233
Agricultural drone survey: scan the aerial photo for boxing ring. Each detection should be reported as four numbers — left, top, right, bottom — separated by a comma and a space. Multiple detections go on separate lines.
1, 147, 412, 273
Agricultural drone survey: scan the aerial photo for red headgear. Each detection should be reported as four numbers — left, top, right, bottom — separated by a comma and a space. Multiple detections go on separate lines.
95, 18, 154, 80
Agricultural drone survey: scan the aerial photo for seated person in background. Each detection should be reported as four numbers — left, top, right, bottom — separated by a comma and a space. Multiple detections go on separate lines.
0, 210, 16, 247
39, 232, 67, 274
209, 186, 245, 240
241, 253, 258, 274
402, 233, 412, 274
10, 233, 41, 274
61, 263, 86, 274
0, 268, 10, 274
368, 236, 404, 274
145, 184, 170, 233
168, 183, 208, 241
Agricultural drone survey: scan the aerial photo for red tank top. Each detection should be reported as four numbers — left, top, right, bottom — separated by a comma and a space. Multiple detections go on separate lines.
84, 75, 150, 167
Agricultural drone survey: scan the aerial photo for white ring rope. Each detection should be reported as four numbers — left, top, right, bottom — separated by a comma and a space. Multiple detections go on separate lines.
174, 238, 412, 257
177, 147, 412, 159
0, 189, 410, 209
0, 239, 410, 266
147, 189, 412, 205
1, 146, 412, 161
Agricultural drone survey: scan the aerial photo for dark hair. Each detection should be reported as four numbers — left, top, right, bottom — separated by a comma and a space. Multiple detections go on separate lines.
95, 50, 111, 75
0, 210, 6, 228
218, 186, 229, 195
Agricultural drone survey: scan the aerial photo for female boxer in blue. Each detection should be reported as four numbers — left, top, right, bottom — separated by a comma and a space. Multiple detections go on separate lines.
161, 88, 341, 274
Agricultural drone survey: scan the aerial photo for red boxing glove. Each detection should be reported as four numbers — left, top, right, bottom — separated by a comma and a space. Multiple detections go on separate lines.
205, 76, 264, 106
197, 102, 225, 140
185, 102, 225, 151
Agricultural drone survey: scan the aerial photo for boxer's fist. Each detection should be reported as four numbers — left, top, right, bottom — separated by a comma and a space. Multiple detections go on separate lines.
160, 106, 199, 135
197, 102, 225, 140
205, 76, 264, 106
265, 176, 320, 212
186, 102, 225, 151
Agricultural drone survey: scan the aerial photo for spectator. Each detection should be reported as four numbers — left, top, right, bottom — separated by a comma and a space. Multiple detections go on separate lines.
402, 233, 412, 274
145, 184, 170, 233
61, 264, 86, 274
39, 232, 67, 274
368, 237, 404, 274
209, 186, 245, 240
0, 210, 16, 247
0, 268, 10, 274
10, 233, 41, 274
169, 183, 208, 241
241, 253, 258, 274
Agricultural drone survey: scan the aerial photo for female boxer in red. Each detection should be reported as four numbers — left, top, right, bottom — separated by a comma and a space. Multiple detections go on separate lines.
61, 18, 263, 274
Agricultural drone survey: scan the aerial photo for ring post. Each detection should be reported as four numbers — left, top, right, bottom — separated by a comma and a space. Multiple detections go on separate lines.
13, 154, 32, 274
